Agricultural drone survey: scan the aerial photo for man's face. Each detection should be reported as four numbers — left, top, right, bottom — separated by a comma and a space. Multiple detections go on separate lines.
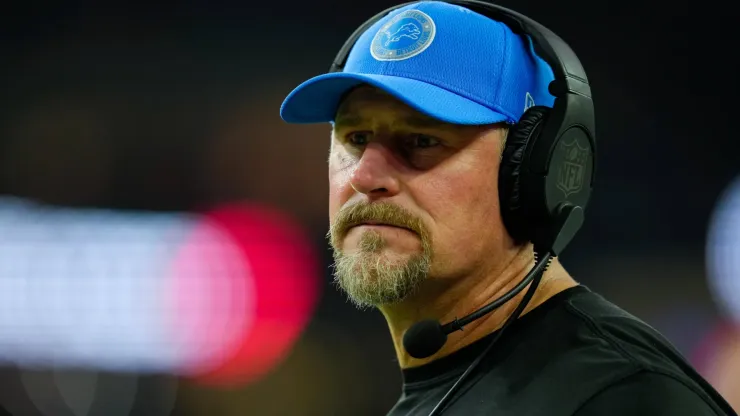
327, 86, 510, 309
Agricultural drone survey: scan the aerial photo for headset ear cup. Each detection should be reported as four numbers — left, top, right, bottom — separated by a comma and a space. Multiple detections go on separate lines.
499, 106, 551, 244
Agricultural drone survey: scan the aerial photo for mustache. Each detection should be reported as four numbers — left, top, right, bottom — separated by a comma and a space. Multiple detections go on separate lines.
327, 202, 427, 244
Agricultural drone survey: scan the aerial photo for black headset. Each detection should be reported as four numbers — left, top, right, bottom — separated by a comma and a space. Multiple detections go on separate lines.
329, 1, 596, 414
330, 0, 595, 255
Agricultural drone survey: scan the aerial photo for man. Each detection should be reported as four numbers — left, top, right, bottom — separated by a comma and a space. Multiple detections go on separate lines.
280, 1, 736, 415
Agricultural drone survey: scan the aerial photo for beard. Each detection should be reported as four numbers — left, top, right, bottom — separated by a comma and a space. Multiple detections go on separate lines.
327, 201, 433, 309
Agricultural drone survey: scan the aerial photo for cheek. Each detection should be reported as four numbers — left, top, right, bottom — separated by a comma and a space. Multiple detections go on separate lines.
328, 161, 355, 220
422, 169, 499, 227
417, 168, 502, 262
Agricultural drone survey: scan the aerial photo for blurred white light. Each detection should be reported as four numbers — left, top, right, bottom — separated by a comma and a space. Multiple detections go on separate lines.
0, 196, 254, 376
706, 175, 740, 324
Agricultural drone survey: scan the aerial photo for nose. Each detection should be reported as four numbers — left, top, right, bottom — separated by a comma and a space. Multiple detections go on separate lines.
349, 142, 400, 198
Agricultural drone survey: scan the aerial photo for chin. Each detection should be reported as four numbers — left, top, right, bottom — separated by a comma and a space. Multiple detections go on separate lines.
371, 248, 421, 263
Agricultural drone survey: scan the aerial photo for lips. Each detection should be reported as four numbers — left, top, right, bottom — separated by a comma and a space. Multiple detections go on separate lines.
362, 221, 385, 226
352, 221, 413, 232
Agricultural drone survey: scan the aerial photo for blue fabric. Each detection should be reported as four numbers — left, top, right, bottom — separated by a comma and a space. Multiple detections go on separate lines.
280, 1, 555, 125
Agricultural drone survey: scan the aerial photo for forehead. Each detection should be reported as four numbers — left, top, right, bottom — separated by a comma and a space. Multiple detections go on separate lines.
334, 86, 449, 129
337, 85, 405, 110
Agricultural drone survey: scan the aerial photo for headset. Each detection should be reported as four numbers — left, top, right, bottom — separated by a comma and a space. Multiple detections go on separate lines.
329, 1, 596, 414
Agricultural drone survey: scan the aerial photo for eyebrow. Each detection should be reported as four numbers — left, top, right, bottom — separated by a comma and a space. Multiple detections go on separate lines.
333, 115, 363, 128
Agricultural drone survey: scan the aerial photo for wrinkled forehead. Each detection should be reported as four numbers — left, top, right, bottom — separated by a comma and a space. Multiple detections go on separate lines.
334, 85, 457, 130
336, 85, 411, 117
340, 84, 392, 103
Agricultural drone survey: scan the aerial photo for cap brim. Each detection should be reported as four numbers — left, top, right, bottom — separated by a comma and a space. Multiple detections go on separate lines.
279, 73, 510, 125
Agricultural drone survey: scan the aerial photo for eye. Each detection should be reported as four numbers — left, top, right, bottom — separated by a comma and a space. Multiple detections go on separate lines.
346, 131, 372, 146
407, 134, 441, 149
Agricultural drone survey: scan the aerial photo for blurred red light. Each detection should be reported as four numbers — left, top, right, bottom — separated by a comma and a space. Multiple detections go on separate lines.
174, 203, 321, 387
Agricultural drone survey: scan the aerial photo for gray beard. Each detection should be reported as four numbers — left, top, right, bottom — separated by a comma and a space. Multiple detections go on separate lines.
330, 229, 431, 309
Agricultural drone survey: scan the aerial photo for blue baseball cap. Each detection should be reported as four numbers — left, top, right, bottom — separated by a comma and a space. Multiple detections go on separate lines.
279, 1, 556, 126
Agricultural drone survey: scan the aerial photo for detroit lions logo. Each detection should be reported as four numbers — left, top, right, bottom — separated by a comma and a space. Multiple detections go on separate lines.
370, 9, 436, 61
384, 23, 421, 46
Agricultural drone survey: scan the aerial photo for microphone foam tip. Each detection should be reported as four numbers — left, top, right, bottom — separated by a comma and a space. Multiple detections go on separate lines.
403, 319, 447, 359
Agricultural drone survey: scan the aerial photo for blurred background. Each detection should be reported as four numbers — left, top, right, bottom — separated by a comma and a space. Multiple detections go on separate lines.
1, 0, 739, 415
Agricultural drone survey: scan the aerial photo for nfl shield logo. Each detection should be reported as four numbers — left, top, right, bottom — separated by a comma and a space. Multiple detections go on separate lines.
557, 139, 590, 197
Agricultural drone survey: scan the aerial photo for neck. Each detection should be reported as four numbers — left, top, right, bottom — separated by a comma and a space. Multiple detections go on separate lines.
378, 244, 578, 369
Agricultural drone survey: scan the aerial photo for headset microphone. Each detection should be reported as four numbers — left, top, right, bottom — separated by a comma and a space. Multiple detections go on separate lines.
402, 202, 582, 359
403, 250, 554, 359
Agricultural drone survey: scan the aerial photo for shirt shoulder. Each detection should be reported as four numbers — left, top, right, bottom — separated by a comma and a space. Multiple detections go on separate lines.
563, 288, 701, 374
482, 287, 735, 415
572, 371, 734, 416
558, 289, 735, 415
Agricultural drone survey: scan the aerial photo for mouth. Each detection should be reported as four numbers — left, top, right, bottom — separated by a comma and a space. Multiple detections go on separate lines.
351, 221, 414, 232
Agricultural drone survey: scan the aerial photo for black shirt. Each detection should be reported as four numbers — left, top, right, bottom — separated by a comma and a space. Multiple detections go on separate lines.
387, 286, 737, 416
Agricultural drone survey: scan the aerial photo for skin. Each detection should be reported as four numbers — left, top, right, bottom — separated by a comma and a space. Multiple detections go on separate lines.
328, 85, 578, 368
